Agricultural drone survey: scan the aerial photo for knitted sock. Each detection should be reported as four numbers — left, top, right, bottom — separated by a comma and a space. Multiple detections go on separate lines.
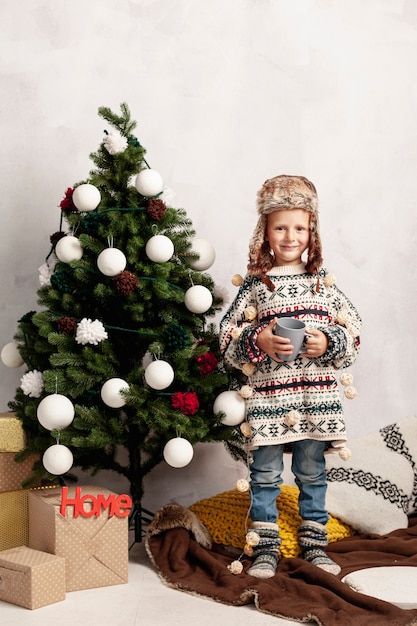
298, 520, 341, 576
247, 522, 281, 579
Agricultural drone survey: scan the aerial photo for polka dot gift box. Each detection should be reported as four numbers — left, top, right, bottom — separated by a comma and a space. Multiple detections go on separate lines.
0, 546, 65, 609
28, 485, 130, 592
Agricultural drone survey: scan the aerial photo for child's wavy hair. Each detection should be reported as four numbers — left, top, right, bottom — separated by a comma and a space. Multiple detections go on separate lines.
247, 175, 323, 277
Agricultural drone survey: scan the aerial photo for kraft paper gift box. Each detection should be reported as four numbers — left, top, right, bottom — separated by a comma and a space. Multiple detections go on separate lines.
0, 453, 38, 493
0, 489, 29, 551
29, 485, 129, 592
0, 546, 65, 609
0, 412, 25, 452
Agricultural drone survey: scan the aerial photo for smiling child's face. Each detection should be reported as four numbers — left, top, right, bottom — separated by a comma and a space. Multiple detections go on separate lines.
266, 209, 310, 267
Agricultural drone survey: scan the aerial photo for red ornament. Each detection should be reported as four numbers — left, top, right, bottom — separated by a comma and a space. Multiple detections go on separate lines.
171, 391, 199, 416
196, 351, 218, 375
60, 188, 76, 213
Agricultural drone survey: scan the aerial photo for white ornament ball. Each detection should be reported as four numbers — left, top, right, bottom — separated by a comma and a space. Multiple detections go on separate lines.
97, 248, 127, 276
189, 238, 216, 271
213, 390, 246, 426
163, 437, 194, 468
184, 285, 213, 314
135, 169, 164, 197
145, 235, 174, 263
42, 444, 73, 475
101, 378, 129, 408
72, 184, 101, 212
55, 235, 83, 263
144, 360, 174, 390
1, 342, 24, 368
37, 394, 75, 431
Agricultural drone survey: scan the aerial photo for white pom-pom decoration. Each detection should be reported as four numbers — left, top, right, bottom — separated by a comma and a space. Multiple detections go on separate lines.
37, 394, 75, 431
20, 370, 44, 398
72, 184, 101, 212
184, 285, 213, 314
55, 235, 83, 263
101, 378, 129, 408
145, 235, 174, 263
135, 169, 164, 197
1, 342, 24, 368
97, 248, 127, 276
213, 390, 246, 426
236, 478, 250, 492
344, 385, 358, 400
163, 437, 194, 468
240, 422, 252, 437
228, 560, 243, 575
144, 360, 174, 390
189, 238, 216, 271
338, 446, 352, 461
43, 444, 74, 475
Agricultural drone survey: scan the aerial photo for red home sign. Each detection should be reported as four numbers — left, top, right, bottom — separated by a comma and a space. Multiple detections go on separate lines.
60, 486, 133, 518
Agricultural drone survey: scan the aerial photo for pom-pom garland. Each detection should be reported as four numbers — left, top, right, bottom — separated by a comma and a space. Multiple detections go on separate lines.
231, 327, 243, 340
50, 270, 76, 294
196, 351, 218, 375
284, 410, 301, 426
236, 478, 250, 492
59, 188, 76, 213
147, 198, 167, 221
75, 318, 108, 346
171, 391, 200, 416
340, 372, 353, 387
323, 273, 336, 287
163, 322, 189, 352
50, 231, 66, 246
240, 422, 251, 437
20, 370, 44, 398
344, 385, 358, 400
242, 363, 257, 377
58, 316, 77, 334
103, 130, 128, 155
231, 274, 244, 287
239, 385, 254, 399
244, 305, 257, 321
113, 270, 138, 296
228, 560, 243, 575
39, 262, 55, 287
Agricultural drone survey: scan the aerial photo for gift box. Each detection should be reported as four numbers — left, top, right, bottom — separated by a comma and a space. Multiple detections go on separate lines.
0, 489, 29, 551
0, 453, 38, 493
0, 546, 65, 609
29, 485, 129, 591
0, 412, 25, 452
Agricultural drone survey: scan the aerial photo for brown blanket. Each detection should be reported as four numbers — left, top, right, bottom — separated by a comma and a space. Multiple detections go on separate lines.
146, 504, 417, 626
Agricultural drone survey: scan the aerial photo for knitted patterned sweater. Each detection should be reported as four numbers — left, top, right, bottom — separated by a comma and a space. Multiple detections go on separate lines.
219, 263, 361, 449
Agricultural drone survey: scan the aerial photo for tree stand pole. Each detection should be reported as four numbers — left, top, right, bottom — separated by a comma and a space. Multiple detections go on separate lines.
129, 503, 154, 548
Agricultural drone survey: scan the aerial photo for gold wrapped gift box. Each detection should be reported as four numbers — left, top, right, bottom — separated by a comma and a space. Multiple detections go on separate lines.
0, 412, 26, 452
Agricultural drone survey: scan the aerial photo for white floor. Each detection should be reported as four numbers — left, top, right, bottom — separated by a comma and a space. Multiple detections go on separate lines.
0, 537, 310, 626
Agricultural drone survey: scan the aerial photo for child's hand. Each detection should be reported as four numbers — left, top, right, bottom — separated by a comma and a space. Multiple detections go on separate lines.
256, 319, 294, 361
301, 328, 328, 358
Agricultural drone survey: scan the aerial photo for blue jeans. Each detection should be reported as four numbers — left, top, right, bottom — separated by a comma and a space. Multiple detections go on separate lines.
250, 440, 329, 525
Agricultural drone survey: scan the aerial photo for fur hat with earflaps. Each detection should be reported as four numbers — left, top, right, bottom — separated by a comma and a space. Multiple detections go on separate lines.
247, 175, 323, 278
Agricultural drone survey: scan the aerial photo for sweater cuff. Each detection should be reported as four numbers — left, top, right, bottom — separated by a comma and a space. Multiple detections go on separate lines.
319, 325, 348, 363
239, 323, 269, 363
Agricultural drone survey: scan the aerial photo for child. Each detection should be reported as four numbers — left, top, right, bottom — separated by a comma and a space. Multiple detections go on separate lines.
219, 175, 361, 579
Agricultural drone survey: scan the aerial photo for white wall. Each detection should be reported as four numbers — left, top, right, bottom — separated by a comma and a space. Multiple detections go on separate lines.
1, 0, 416, 514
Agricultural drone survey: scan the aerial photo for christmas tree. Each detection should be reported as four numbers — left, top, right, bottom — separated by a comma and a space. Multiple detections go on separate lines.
6, 103, 244, 533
